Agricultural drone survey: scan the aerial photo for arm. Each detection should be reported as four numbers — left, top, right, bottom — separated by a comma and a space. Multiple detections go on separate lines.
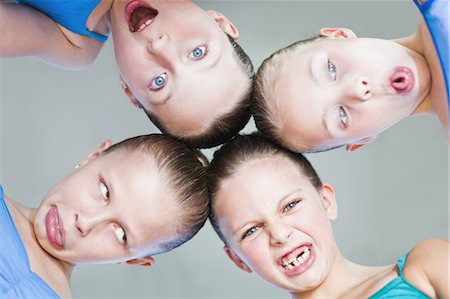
404, 238, 450, 299
0, 3, 105, 70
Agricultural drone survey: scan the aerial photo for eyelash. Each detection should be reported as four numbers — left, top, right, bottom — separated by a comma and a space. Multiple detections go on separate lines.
338, 106, 348, 128
327, 59, 337, 81
242, 225, 262, 240
282, 200, 301, 213
189, 45, 208, 60
113, 224, 127, 245
99, 179, 110, 202
149, 73, 167, 91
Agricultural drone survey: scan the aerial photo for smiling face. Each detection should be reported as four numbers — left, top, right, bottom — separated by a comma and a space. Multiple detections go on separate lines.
109, 0, 248, 136
271, 29, 430, 152
33, 148, 179, 265
214, 156, 339, 293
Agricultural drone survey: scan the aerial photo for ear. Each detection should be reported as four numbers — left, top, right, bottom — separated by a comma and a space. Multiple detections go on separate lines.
320, 183, 338, 221
119, 256, 155, 267
78, 139, 112, 167
345, 135, 377, 152
224, 246, 252, 273
119, 75, 142, 109
319, 28, 357, 39
206, 10, 239, 40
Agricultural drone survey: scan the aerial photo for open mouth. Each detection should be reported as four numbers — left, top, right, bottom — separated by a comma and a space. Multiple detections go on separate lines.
280, 244, 313, 272
390, 66, 414, 95
125, 1, 158, 33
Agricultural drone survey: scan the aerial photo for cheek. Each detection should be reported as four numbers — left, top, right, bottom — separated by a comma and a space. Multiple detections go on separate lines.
240, 237, 269, 268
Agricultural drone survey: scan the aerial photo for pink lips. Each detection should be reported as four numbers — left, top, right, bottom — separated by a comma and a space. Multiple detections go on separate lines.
390, 67, 415, 95
45, 205, 65, 250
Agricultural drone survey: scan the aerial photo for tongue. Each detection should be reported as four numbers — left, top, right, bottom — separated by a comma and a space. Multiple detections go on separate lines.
130, 7, 158, 32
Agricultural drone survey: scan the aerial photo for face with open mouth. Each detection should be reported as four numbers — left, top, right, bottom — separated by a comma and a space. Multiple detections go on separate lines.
32, 146, 179, 265
215, 156, 339, 292
271, 28, 431, 152
108, 0, 247, 137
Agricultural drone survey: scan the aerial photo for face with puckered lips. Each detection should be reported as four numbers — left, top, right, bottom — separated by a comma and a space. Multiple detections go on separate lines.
214, 156, 339, 293
109, 0, 248, 137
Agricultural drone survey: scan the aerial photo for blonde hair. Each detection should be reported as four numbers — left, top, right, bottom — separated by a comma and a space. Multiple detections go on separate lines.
253, 36, 323, 151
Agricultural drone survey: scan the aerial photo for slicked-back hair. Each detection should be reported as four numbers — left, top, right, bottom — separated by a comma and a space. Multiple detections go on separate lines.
143, 35, 254, 149
207, 133, 322, 247
106, 134, 210, 253
253, 36, 323, 153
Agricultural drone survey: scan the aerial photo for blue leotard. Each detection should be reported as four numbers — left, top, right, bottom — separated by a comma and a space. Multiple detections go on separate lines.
369, 253, 430, 299
15, 0, 108, 42
413, 0, 449, 104
0, 185, 60, 298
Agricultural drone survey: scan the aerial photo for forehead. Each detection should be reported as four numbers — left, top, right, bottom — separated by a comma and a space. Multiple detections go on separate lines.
273, 50, 331, 150
98, 151, 180, 249
156, 50, 248, 135
216, 156, 310, 210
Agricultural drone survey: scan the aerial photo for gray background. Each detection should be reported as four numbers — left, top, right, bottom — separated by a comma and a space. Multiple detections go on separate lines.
0, 1, 448, 298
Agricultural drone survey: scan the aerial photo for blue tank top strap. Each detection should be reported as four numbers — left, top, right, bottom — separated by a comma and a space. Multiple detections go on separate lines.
15, 0, 108, 43
412, 0, 450, 101
396, 252, 408, 277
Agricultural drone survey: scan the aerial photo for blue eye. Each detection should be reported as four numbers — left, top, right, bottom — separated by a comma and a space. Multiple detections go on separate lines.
339, 106, 348, 127
150, 73, 167, 90
327, 59, 337, 80
242, 225, 261, 240
283, 200, 300, 213
190, 46, 207, 60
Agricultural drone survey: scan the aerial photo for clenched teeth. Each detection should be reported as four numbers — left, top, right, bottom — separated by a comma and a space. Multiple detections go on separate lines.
281, 247, 311, 270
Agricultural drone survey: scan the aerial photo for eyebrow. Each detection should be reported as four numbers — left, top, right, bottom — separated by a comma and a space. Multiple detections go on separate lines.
231, 188, 303, 237
309, 54, 318, 84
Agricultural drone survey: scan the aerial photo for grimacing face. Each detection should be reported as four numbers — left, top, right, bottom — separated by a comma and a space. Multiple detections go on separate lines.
109, 0, 248, 136
214, 156, 339, 292
274, 28, 430, 152
33, 144, 179, 265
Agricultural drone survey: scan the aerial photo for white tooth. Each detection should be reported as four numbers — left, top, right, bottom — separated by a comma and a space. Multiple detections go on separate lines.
293, 260, 300, 266
304, 250, 310, 259
145, 18, 153, 25
138, 23, 146, 31
286, 264, 293, 270
298, 256, 305, 264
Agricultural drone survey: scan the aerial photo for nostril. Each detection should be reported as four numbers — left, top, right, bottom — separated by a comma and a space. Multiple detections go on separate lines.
362, 80, 368, 85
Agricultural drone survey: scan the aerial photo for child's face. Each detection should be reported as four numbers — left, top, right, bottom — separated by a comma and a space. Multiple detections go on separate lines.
110, 0, 248, 136
33, 149, 179, 265
214, 157, 338, 293
274, 33, 429, 152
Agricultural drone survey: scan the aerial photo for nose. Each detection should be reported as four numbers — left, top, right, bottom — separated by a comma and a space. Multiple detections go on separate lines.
146, 34, 174, 60
348, 76, 372, 101
269, 220, 293, 246
75, 210, 110, 237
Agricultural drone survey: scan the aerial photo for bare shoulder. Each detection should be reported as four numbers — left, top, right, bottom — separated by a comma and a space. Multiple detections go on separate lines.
403, 238, 450, 299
